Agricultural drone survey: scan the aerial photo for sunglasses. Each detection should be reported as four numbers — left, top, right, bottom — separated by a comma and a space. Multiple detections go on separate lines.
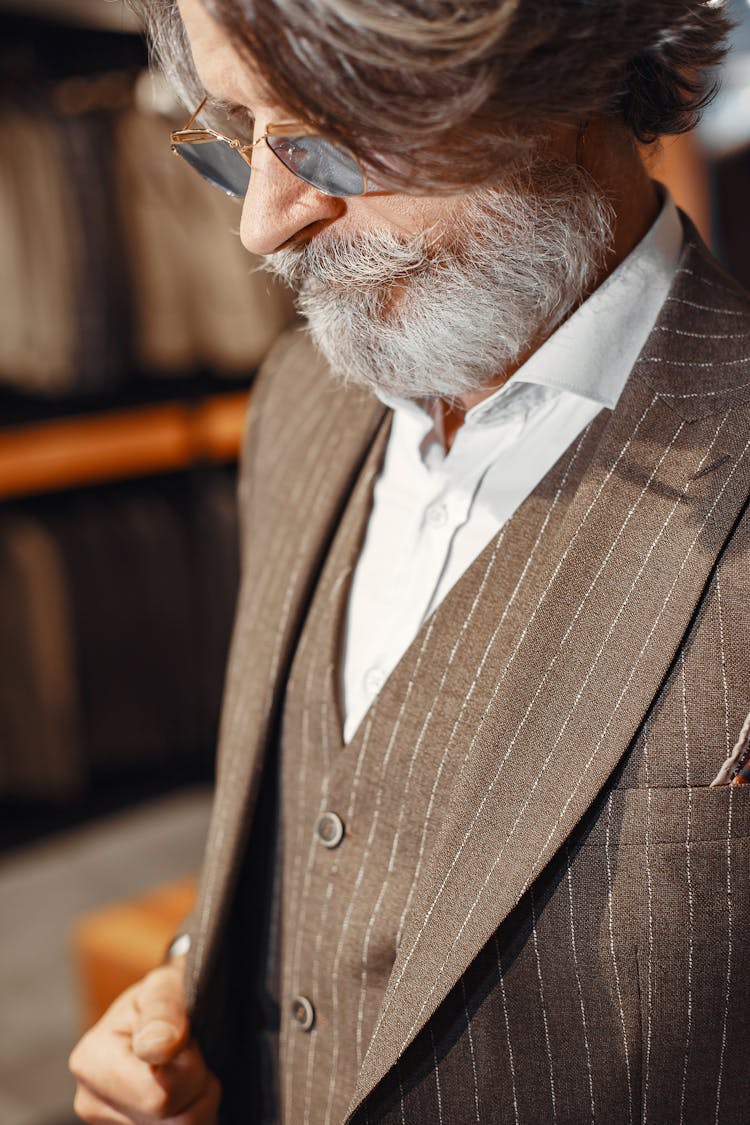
170, 96, 369, 199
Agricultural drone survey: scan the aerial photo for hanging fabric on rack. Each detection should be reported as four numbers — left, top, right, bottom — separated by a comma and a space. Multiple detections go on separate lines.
113, 105, 295, 379
0, 65, 294, 402
0, 513, 84, 798
56, 107, 133, 391
47, 485, 198, 773
0, 109, 79, 395
0, 469, 241, 799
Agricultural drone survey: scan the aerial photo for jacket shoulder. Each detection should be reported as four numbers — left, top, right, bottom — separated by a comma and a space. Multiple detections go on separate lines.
635, 219, 750, 419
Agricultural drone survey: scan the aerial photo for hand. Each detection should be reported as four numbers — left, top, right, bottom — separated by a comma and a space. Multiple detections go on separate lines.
69, 958, 221, 1123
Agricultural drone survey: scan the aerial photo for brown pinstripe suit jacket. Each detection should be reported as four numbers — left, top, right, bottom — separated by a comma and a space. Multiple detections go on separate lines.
185, 221, 750, 1123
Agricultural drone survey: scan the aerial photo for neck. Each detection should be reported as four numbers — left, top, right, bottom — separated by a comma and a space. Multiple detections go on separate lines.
438, 119, 659, 451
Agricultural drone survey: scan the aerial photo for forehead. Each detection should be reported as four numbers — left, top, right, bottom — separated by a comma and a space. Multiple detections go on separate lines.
177, 0, 271, 111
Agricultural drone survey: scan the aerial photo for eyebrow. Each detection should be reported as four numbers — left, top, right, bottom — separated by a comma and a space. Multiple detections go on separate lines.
202, 91, 255, 120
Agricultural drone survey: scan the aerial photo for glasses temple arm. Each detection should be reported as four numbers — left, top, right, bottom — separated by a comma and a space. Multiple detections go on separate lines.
183, 95, 208, 131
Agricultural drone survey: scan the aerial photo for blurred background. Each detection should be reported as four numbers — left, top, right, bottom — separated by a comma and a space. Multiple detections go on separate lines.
0, 1, 748, 1123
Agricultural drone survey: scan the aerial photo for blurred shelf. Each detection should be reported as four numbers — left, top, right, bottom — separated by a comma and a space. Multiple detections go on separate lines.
0, 390, 250, 500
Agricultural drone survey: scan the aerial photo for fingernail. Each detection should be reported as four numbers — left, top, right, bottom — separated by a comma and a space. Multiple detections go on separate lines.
133, 1020, 179, 1050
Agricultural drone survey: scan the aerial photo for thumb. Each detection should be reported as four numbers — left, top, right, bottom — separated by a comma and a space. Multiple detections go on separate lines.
131, 966, 190, 1065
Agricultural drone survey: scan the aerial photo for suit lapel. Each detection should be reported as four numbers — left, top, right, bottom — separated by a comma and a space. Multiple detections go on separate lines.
187, 333, 386, 1010
350, 233, 750, 1117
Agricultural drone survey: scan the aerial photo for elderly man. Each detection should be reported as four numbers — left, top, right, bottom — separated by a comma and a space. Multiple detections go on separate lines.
70, 1, 750, 1122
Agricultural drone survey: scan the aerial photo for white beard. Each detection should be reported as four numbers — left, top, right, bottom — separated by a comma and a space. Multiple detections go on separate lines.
264, 156, 614, 400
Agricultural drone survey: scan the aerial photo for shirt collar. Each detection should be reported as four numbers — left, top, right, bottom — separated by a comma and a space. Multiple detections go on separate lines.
378, 187, 684, 426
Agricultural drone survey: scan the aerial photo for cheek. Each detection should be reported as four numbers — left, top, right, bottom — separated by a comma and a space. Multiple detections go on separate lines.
347, 193, 461, 237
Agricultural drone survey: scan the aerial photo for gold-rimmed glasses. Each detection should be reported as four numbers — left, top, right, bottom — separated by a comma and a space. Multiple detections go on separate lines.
170, 96, 368, 199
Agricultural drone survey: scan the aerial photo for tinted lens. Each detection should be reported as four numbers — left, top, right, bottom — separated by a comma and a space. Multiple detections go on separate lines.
267, 135, 365, 196
172, 138, 251, 198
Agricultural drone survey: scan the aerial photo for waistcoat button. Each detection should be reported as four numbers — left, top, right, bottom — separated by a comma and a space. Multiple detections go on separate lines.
291, 994, 315, 1031
316, 811, 345, 849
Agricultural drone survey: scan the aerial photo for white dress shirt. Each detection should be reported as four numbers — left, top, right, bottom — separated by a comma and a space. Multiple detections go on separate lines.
341, 192, 684, 743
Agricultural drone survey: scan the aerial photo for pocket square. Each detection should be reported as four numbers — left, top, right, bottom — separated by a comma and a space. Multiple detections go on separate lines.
711, 710, 750, 787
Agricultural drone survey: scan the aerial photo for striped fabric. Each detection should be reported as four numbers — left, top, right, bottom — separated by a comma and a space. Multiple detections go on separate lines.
279, 405, 609, 1124
186, 220, 750, 1124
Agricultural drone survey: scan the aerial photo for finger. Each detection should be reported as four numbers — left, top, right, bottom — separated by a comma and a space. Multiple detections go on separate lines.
71, 1025, 210, 1120
72, 1082, 140, 1125
146, 1046, 215, 1119
132, 966, 189, 1063
73, 1071, 222, 1125
98, 983, 142, 1031
69, 991, 140, 1104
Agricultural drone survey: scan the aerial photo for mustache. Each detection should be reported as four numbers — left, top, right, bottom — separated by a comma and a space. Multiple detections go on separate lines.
263, 227, 444, 289
258, 161, 614, 402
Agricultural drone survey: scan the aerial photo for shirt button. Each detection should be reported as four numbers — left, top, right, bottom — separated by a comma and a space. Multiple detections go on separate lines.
363, 667, 385, 697
425, 503, 448, 528
316, 811, 345, 849
291, 995, 315, 1031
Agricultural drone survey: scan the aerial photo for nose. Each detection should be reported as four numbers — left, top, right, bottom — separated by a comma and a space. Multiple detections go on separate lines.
239, 139, 345, 257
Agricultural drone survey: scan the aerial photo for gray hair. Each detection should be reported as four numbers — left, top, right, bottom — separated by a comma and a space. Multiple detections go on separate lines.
135, 0, 730, 192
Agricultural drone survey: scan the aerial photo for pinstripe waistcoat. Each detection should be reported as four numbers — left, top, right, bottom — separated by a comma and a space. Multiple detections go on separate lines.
186, 220, 750, 1124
